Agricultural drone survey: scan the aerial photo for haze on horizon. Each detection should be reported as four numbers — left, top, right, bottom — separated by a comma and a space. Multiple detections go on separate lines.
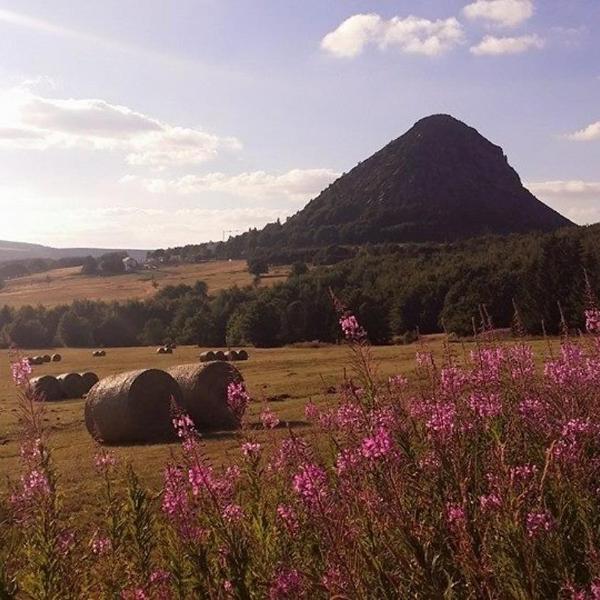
0, 0, 598, 249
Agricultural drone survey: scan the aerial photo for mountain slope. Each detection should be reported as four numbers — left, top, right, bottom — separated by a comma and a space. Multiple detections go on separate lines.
230, 114, 573, 252
0, 240, 149, 263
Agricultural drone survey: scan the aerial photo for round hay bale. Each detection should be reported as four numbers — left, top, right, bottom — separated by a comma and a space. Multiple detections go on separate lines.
214, 350, 226, 361
29, 375, 63, 402
237, 349, 249, 361
42, 354, 51, 363
32, 356, 44, 365
225, 350, 239, 361
199, 350, 216, 362
156, 347, 166, 354
51, 353, 62, 362
84, 369, 183, 444
57, 373, 87, 399
164, 346, 173, 354
26, 356, 35, 365
166, 362, 243, 431
80, 372, 99, 394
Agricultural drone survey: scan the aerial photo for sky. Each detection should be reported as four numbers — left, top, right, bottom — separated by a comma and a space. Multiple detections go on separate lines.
0, 0, 598, 249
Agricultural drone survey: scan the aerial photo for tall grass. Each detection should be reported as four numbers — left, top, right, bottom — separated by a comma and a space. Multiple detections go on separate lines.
2, 307, 600, 598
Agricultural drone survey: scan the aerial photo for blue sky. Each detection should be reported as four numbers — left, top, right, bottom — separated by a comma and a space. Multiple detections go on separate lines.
0, 0, 598, 248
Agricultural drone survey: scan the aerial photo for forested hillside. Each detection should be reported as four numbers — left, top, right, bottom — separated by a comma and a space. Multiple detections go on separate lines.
1, 225, 598, 348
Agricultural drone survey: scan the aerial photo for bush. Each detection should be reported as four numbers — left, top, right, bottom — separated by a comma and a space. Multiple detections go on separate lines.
56, 311, 93, 347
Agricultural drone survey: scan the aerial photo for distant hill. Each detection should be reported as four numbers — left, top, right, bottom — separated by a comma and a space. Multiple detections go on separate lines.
211, 114, 573, 259
0, 240, 149, 263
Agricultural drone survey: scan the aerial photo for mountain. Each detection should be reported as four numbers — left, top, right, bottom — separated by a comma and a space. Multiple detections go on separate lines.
0, 240, 149, 263
227, 114, 573, 254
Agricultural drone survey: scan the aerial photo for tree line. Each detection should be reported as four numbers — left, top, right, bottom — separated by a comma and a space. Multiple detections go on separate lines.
1, 225, 599, 349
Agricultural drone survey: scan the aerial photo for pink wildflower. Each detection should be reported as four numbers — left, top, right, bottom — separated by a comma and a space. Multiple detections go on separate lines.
526, 509, 553, 538
260, 407, 280, 429
292, 463, 328, 509
426, 401, 456, 440
585, 308, 600, 334
389, 374, 408, 388
241, 441, 262, 460
227, 381, 250, 424
269, 567, 302, 600
468, 392, 502, 420
90, 534, 112, 556
121, 589, 149, 600
11, 357, 32, 386
276, 504, 299, 535
339, 313, 366, 342
222, 503, 244, 523
446, 502, 466, 528
94, 449, 117, 473
335, 447, 362, 475
360, 427, 392, 460
304, 400, 320, 421
416, 351, 434, 369
479, 493, 502, 513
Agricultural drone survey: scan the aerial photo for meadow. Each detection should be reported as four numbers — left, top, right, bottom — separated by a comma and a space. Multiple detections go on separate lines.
0, 260, 289, 308
1, 336, 560, 519
0, 341, 424, 520
3, 325, 600, 598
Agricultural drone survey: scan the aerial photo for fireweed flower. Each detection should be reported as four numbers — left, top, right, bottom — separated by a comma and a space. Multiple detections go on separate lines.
94, 449, 117, 473
339, 313, 366, 342
261, 407, 280, 429
121, 589, 149, 600
172, 413, 195, 438
11, 357, 32, 386
468, 392, 502, 420
446, 503, 466, 529
19, 469, 51, 501
508, 344, 536, 379
304, 400, 319, 422
425, 401, 456, 440
389, 374, 408, 388
90, 533, 112, 556
241, 441, 262, 459
416, 351, 434, 369
479, 493, 502, 514
586, 308, 600, 334
227, 381, 250, 424
440, 366, 468, 395
222, 503, 244, 523
335, 447, 362, 476
269, 567, 302, 600
292, 463, 328, 509
360, 427, 392, 460
526, 509, 553, 538
276, 504, 299, 535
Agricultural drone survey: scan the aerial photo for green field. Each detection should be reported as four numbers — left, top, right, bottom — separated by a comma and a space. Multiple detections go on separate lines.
0, 338, 559, 522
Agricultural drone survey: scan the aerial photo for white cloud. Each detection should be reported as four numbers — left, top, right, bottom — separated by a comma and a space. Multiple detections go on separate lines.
463, 0, 534, 28
0, 85, 241, 168
565, 121, 600, 142
470, 34, 544, 55
527, 180, 600, 225
321, 14, 464, 58
122, 168, 340, 202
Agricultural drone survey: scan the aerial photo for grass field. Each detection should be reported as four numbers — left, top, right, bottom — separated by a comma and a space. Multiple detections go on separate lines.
0, 338, 560, 523
0, 260, 289, 308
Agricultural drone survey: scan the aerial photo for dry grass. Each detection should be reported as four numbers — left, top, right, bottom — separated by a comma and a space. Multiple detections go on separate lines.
0, 260, 289, 307
0, 338, 559, 522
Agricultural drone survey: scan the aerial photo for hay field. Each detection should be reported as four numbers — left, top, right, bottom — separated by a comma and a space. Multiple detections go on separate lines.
0, 260, 289, 308
0, 339, 557, 523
